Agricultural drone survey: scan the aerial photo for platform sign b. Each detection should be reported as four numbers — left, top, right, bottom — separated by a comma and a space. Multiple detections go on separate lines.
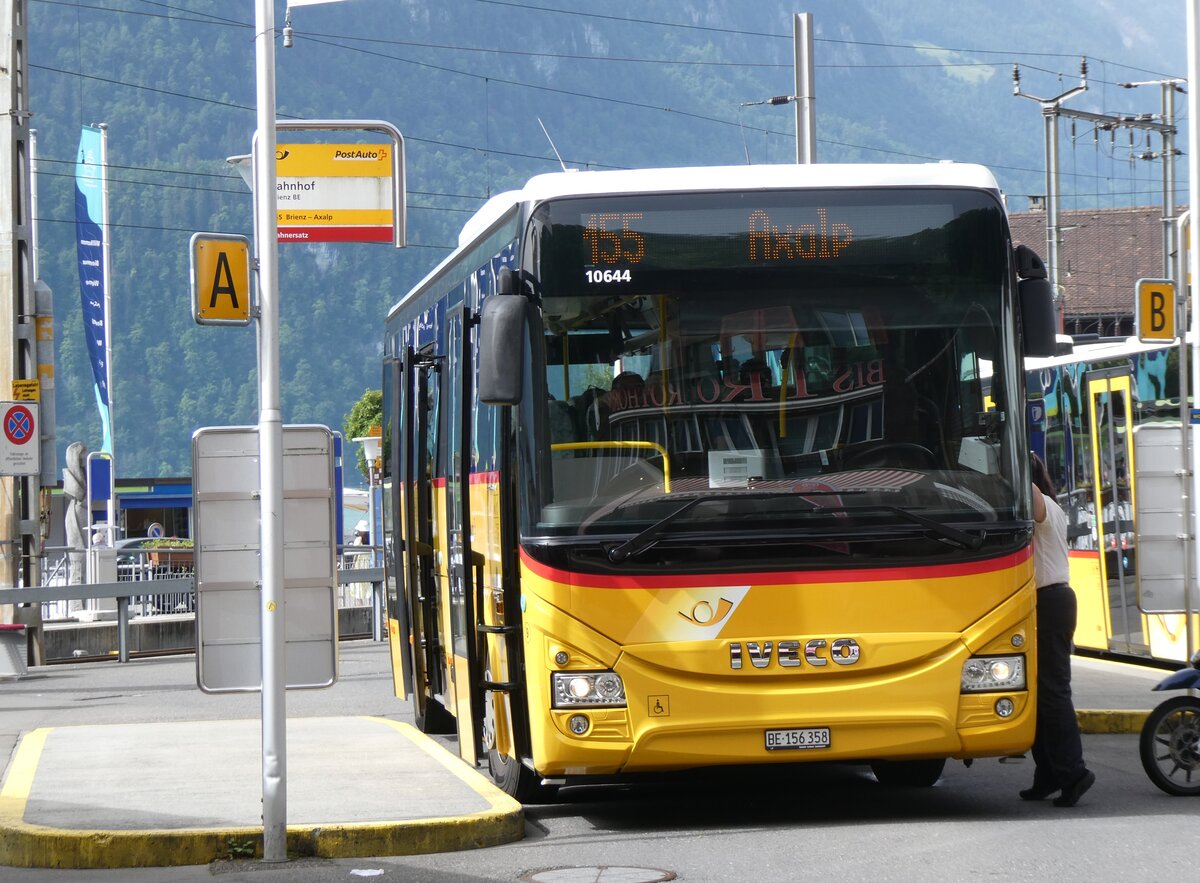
190, 233, 252, 326
1136, 278, 1177, 343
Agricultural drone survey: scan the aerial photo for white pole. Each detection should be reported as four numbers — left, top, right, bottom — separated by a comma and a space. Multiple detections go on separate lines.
793, 13, 816, 164
98, 124, 115, 545
1187, 0, 1200, 664
30, 130, 39, 279
254, 0, 287, 863
1178, 211, 1194, 665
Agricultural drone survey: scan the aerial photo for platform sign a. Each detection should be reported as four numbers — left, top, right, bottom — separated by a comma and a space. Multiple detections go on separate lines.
0, 402, 39, 476
1136, 277, 1177, 343
190, 233, 252, 326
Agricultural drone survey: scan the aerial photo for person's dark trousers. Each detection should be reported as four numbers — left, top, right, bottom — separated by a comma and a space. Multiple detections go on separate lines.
1031, 583, 1087, 788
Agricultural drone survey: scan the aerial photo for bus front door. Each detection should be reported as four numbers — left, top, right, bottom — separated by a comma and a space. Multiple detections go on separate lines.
385, 356, 413, 699
445, 307, 485, 766
1087, 369, 1146, 655
405, 347, 451, 731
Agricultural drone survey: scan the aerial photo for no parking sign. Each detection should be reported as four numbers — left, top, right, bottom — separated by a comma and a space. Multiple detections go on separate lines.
0, 401, 39, 476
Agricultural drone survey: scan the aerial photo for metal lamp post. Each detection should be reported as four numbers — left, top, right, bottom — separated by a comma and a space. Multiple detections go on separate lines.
353, 433, 383, 640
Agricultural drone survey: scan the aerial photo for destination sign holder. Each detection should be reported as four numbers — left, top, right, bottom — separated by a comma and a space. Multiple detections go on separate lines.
230, 119, 406, 248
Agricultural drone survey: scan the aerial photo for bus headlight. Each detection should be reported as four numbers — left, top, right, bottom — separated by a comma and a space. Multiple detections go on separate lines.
552, 671, 627, 708
961, 655, 1026, 692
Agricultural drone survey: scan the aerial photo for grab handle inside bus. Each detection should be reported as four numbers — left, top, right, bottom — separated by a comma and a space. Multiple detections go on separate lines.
1015, 244, 1057, 358
478, 292, 527, 405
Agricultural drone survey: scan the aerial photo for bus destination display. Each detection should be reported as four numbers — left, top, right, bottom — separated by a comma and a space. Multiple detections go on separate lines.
583, 207, 855, 281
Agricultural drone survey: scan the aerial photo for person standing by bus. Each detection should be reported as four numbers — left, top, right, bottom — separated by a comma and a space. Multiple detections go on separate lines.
1023, 453, 1095, 807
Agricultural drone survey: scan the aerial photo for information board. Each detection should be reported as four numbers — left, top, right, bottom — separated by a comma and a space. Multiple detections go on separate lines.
193, 424, 338, 692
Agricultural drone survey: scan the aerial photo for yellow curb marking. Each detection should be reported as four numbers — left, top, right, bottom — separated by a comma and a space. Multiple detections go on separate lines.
0, 718, 523, 869
365, 716, 523, 816
0, 727, 51, 827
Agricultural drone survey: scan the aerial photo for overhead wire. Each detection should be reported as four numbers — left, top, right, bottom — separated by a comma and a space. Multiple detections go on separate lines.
31, 0, 1184, 204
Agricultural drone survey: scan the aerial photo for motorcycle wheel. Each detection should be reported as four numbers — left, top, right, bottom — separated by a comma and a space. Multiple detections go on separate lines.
1139, 695, 1200, 796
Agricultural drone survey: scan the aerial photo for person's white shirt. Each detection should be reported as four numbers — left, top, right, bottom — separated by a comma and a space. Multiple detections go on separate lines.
1032, 485, 1071, 588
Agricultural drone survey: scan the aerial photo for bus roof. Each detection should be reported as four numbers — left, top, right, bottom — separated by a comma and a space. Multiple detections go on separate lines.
459, 161, 1002, 248
389, 162, 1004, 323
1025, 335, 1184, 370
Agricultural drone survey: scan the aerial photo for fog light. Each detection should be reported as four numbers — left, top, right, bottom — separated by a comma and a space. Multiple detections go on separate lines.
995, 697, 1015, 718
568, 714, 589, 735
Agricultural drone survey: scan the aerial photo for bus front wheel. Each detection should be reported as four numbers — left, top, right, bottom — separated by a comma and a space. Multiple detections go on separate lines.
488, 747, 559, 803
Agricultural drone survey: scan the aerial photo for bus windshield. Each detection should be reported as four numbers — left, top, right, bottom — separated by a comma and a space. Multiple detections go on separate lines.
522, 187, 1022, 551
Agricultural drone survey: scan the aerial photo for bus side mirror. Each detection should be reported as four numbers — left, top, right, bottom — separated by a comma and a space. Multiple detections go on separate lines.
1015, 244, 1057, 358
478, 294, 526, 405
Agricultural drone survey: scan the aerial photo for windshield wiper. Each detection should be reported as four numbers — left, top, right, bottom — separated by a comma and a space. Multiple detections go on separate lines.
603, 494, 982, 563
881, 506, 984, 551
605, 491, 839, 563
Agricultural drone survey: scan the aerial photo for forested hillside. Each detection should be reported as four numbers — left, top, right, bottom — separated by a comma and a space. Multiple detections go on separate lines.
27, 0, 1187, 480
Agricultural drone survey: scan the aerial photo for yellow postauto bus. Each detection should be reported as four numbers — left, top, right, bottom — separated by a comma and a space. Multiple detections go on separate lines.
381, 163, 1058, 800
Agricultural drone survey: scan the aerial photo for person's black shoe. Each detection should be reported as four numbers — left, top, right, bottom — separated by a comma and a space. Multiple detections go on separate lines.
1053, 770, 1095, 807
1019, 780, 1059, 801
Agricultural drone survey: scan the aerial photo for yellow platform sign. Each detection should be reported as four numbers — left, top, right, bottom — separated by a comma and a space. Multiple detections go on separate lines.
190, 233, 252, 326
1136, 277, 1176, 343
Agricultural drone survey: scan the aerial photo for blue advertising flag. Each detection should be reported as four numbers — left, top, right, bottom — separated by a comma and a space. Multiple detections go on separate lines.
75, 126, 112, 453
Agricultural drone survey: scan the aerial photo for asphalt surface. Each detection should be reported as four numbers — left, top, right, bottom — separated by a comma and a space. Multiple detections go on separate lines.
0, 640, 1175, 871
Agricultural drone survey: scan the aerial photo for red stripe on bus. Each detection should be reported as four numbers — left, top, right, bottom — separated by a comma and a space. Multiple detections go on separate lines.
428, 471, 501, 489
520, 546, 1032, 590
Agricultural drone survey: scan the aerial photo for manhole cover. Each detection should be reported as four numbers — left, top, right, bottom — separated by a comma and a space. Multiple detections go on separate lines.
522, 868, 676, 883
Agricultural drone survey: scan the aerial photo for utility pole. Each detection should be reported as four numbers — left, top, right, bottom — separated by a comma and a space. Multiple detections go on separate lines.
1013, 58, 1089, 327
741, 13, 817, 164
793, 13, 816, 164
2, 0, 45, 662
1119, 79, 1186, 281
1015, 59, 1180, 325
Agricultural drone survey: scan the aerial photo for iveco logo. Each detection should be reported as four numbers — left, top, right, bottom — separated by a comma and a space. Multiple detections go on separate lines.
729, 638, 861, 669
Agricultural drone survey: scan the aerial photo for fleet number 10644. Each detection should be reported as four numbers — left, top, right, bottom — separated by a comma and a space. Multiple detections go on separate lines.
585, 269, 632, 284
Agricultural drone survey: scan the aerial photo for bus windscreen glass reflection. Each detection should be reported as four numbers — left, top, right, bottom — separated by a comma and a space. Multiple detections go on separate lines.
528, 188, 1017, 545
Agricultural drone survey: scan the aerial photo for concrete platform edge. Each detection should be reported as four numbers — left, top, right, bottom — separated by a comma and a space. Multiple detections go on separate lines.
0, 719, 524, 870
1077, 708, 1149, 734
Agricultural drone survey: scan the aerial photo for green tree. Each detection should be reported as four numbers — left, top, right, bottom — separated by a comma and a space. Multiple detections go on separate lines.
343, 388, 383, 482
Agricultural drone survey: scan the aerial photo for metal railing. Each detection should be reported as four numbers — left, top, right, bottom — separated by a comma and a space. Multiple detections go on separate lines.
38, 546, 197, 621
1, 548, 386, 663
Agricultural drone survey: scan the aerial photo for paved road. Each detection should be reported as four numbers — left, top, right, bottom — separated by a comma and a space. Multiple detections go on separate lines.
1, 643, 1196, 882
